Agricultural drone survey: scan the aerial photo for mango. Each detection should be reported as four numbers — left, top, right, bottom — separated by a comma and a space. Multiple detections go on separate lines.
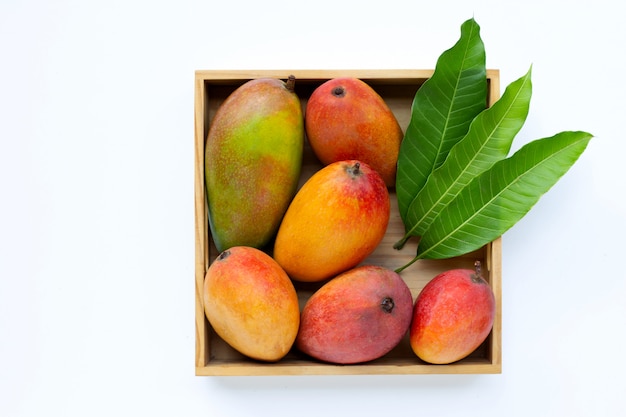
296, 265, 413, 364
305, 77, 403, 187
273, 160, 390, 282
409, 261, 496, 364
205, 76, 304, 252
203, 246, 300, 362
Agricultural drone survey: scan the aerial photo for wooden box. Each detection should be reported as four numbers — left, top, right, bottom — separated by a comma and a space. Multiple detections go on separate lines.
194, 70, 502, 376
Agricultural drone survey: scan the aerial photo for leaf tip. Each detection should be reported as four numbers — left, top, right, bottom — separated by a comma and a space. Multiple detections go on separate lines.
463, 16, 481, 30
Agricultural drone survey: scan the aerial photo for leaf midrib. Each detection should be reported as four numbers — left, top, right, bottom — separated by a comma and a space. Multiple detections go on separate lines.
416, 137, 584, 260
407, 73, 530, 236
435, 24, 478, 173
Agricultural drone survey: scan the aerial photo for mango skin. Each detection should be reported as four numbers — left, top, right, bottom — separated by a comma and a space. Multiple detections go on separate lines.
205, 77, 304, 252
296, 265, 413, 364
273, 160, 390, 282
305, 77, 403, 187
409, 266, 496, 364
203, 246, 300, 362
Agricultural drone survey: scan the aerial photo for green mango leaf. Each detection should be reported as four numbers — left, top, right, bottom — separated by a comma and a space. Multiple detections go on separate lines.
395, 67, 533, 248
396, 17, 487, 223
397, 131, 592, 266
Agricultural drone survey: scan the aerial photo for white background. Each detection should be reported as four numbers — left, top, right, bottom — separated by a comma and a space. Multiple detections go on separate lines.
2, 0, 625, 416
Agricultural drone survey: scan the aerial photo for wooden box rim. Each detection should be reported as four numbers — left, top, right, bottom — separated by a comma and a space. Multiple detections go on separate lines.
195, 69, 502, 376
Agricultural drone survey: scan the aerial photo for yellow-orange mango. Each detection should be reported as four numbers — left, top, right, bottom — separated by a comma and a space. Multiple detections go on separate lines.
203, 246, 300, 362
296, 265, 413, 364
410, 261, 496, 364
305, 77, 403, 187
273, 160, 390, 282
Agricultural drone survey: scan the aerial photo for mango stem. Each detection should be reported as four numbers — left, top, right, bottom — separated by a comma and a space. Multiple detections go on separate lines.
286, 75, 296, 92
471, 260, 484, 283
380, 297, 394, 313
474, 260, 482, 276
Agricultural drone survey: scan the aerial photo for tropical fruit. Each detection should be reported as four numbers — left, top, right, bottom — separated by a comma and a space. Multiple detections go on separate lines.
203, 246, 300, 362
205, 76, 304, 252
305, 77, 403, 187
296, 265, 413, 364
410, 261, 496, 364
273, 160, 390, 282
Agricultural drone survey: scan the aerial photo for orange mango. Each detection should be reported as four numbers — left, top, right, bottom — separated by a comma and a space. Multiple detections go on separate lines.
273, 160, 390, 282
203, 246, 300, 362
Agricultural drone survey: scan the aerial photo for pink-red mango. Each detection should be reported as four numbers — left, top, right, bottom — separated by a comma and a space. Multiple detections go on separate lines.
296, 265, 413, 364
410, 262, 496, 364
305, 77, 403, 187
